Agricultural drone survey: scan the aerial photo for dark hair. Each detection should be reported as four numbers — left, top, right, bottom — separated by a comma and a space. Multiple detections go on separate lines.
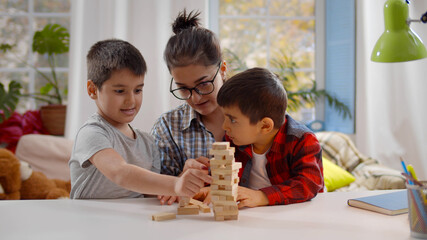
164, 9, 222, 70
217, 68, 287, 129
87, 39, 147, 89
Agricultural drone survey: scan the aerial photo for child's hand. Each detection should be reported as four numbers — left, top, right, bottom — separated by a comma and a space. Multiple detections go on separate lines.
237, 186, 269, 208
193, 186, 211, 205
183, 156, 210, 174
175, 169, 212, 197
157, 195, 178, 205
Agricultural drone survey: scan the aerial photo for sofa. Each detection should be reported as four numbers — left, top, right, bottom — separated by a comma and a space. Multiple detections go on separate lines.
13, 132, 405, 191
316, 131, 405, 191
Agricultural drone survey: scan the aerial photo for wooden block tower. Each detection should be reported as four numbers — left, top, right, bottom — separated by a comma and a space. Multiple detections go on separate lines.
209, 142, 242, 221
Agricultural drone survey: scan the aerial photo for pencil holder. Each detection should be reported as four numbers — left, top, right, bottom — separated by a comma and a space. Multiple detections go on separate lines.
406, 181, 427, 239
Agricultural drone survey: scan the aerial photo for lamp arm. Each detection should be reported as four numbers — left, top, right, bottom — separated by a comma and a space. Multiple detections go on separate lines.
406, 11, 427, 25
404, 0, 427, 25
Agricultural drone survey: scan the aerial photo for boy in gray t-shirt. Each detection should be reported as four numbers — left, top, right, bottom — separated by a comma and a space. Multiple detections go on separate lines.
69, 39, 211, 199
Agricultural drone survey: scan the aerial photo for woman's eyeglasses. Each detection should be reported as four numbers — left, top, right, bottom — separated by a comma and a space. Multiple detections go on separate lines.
169, 63, 221, 100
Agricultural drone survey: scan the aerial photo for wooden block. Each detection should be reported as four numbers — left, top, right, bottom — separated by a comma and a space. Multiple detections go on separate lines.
177, 205, 199, 215
214, 206, 224, 212
200, 204, 211, 213
152, 212, 176, 221
211, 188, 237, 197
179, 196, 190, 207
224, 205, 238, 211
210, 159, 234, 166
211, 195, 219, 201
212, 200, 238, 206
212, 178, 239, 186
211, 195, 228, 201
224, 173, 239, 181
224, 214, 238, 220
213, 154, 234, 161
209, 148, 235, 156
221, 162, 242, 170
214, 205, 237, 212
212, 195, 237, 202
226, 195, 236, 201
214, 209, 239, 216
215, 215, 225, 221
215, 184, 235, 191
189, 198, 211, 213
212, 142, 230, 150
211, 168, 239, 175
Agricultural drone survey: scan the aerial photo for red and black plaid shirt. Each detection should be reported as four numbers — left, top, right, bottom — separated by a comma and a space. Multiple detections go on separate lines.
227, 114, 324, 205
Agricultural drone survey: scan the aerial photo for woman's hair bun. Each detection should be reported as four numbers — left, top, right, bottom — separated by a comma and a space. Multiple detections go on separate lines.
172, 9, 201, 34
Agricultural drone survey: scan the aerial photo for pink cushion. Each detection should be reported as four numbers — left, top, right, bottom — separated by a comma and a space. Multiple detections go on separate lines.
15, 134, 73, 181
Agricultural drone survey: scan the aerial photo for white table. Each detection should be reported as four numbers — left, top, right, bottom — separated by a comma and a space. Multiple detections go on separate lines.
0, 191, 413, 240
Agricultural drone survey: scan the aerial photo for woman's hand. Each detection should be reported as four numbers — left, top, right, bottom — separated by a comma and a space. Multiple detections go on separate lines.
183, 156, 210, 174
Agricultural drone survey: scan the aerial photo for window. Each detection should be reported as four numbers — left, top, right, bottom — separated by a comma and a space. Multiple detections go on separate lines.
209, 0, 356, 134
0, 0, 71, 111
210, 0, 315, 120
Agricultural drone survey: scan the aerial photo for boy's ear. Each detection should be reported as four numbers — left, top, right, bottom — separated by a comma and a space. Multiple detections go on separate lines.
87, 80, 97, 99
259, 117, 275, 134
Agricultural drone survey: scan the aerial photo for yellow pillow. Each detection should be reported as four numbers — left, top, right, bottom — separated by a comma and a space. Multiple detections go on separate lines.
323, 157, 355, 192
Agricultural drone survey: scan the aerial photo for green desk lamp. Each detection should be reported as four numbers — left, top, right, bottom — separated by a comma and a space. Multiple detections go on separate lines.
371, 0, 427, 62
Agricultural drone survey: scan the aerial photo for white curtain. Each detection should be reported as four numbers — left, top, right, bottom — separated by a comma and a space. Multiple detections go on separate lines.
356, 0, 427, 179
65, 0, 208, 139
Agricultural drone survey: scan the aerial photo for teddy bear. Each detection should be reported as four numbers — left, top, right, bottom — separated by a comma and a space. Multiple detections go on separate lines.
0, 148, 71, 200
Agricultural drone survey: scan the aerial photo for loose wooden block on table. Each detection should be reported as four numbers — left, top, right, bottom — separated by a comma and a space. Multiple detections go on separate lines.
152, 212, 176, 221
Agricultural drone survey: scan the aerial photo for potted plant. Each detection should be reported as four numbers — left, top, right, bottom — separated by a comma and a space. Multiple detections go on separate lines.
0, 23, 70, 135
224, 49, 351, 122
0, 81, 22, 124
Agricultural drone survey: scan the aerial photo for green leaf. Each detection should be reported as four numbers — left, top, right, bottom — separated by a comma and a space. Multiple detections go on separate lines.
224, 48, 352, 120
40, 83, 54, 95
0, 43, 14, 53
32, 23, 70, 56
0, 81, 22, 123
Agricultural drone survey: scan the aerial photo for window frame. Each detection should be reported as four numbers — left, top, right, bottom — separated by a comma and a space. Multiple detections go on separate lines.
0, 0, 71, 110
209, 0, 356, 134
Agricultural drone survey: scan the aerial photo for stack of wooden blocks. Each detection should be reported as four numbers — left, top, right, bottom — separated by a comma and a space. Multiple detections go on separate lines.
209, 142, 242, 221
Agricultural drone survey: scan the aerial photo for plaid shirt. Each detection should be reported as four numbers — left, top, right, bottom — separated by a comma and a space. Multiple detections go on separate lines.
228, 114, 324, 205
150, 103, 216, 176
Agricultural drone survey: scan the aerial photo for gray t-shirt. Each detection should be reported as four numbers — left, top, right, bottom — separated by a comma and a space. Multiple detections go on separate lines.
69, 113, 160, 199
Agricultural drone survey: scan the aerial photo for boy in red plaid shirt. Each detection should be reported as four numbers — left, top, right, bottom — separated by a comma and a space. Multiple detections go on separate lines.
215, 67, 324, 208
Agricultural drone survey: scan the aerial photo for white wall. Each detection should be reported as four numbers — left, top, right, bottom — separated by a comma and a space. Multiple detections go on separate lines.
356, 0, 427, 179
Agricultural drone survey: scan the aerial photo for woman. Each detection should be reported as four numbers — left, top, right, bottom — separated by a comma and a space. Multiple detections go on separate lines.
150, 10, 226, 204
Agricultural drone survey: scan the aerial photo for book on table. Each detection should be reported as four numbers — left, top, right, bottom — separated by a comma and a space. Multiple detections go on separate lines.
347, 190, 408, 216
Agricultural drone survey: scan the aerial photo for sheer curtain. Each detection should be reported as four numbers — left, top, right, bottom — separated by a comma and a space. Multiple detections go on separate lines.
356, 0, 427, 179
65, 0, 207, 139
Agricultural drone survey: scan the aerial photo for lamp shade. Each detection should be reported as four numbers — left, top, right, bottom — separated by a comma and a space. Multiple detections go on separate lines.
371, 0, 427, 62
